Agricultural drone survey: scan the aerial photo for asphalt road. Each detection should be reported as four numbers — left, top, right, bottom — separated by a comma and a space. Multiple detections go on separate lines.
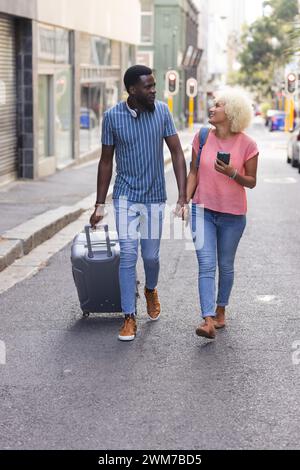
0, 121, 300, 450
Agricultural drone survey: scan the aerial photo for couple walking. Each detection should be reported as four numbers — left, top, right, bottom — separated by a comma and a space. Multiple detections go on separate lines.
90, 65, 259, 341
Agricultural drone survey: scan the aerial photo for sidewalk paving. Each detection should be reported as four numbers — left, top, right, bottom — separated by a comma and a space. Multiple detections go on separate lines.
0, 127, 196, 272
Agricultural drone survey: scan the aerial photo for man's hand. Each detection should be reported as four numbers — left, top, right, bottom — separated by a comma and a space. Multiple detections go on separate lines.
89, 204, 106, 229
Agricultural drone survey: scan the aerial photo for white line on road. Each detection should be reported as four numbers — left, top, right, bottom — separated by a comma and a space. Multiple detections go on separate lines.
263, 177, 297, 184
256, 295, 276, 302
292, 341, 300, 366
0, 340, 6, 365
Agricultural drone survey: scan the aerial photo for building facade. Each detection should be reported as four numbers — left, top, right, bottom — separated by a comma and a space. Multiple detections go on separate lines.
196, 0, 209, 123
0, 0, 140, 183
138, 0, 201, 128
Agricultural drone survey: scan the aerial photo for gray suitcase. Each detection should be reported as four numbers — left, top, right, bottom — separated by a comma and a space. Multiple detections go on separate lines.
71, 224, 126, 317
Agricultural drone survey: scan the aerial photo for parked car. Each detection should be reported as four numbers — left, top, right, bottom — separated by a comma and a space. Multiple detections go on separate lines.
287, 127, 300, 168
268, 110, 286, 131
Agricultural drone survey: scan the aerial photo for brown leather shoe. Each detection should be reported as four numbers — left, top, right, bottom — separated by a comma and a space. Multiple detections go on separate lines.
144, 287, 160, 321
196, 318, 216, 339
213, 311, 226, 329
118, 315, 137, 341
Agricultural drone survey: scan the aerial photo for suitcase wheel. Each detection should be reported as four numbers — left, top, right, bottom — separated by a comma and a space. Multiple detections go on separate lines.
82, 311, 90, 318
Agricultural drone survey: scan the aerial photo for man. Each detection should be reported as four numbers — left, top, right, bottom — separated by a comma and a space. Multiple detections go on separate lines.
90, 65, 186, 341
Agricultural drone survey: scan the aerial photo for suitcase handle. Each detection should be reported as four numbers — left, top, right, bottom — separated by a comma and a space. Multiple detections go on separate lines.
84, 224, 112, 258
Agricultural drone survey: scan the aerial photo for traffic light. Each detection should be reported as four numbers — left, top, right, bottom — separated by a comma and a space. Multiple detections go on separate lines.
165, 70, 179, 96
286, 72, 297, 94
186, 78, 198, 98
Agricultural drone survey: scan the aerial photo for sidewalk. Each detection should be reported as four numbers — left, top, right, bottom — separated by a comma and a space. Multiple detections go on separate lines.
0, 127, 196, 272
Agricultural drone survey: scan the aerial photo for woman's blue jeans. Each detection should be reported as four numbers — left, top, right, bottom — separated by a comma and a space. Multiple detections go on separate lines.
191, 204, 246, 318
113, 198, 165, 315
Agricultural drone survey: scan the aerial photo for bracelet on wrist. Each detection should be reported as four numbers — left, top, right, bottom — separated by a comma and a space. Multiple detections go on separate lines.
95, 202, 105, 207
229, 169, 238, 180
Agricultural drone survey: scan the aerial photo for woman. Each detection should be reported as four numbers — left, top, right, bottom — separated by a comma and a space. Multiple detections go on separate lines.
187, 89, 259, 339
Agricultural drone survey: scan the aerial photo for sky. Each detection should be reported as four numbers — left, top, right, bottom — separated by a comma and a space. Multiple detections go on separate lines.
193, 0, 263, 25
245, 0, 263, 24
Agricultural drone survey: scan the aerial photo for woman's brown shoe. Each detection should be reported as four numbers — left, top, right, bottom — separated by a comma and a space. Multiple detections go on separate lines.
195, 318, 216, 339
213, 311, 226, 329
213, 319, 226, 329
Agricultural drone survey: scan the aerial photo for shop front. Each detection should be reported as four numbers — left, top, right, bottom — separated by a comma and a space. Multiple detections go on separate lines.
79, 33, 120, 158
37, 23, 73, 174
0, 14, 17, 184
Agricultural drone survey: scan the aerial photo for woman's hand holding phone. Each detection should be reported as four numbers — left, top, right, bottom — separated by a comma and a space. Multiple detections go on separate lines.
215, 152, 236, 177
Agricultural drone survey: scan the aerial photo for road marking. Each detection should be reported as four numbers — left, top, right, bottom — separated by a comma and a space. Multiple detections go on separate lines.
0, 340, 6, 365
256, 295, 276, 302
263, 177, 297, 184
292, 340, 300, 365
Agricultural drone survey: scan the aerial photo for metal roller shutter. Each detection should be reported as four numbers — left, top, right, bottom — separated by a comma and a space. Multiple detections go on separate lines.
0, 14, 17, 180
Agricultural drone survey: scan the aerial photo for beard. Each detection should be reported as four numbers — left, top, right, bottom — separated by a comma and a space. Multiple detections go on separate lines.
137, 96, 155, 112
145, 102, 155, 112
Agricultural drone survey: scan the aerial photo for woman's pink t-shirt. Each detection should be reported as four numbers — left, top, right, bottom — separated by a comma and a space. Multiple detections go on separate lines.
192, 130, 259, 215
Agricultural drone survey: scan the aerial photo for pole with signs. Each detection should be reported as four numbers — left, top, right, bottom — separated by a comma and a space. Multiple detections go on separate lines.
188, 97, 194, 129
186, 78, 198, 129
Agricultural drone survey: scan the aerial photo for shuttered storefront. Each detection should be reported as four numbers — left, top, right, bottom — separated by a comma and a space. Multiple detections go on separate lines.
0, 15, 17, 182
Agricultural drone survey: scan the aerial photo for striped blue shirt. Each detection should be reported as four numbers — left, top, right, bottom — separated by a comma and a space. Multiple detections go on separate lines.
101, 100, 177, 203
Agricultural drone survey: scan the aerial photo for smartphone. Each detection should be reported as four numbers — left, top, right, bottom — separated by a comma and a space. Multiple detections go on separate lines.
217, 151, 230, 165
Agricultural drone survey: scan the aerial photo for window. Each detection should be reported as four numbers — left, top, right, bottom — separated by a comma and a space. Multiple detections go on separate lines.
79, 33, 111, 66
91, 36, 111, 66
55, 69, 73, 167
38, 25, 70, 64
140, 0, 154, 44
38, 75, 52, 158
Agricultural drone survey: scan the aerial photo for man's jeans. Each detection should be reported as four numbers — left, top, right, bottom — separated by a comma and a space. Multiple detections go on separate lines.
113, 198, 165, 315
191, 204, 246, 318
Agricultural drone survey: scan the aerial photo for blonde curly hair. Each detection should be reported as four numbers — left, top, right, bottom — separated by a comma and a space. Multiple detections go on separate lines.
214, 89, 253, 133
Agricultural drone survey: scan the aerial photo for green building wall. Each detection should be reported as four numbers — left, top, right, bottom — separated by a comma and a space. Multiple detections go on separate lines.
154, 0, 188, 129
139, 0, 198, 129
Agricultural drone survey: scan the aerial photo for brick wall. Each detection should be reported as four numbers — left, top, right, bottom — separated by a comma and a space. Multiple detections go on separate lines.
16, 18, 34, 178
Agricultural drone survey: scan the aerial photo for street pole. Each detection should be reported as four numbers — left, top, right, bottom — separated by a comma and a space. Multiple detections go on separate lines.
188, 96, 194, 129
284, 96, 289, 132
284, 96, 295, 132
168, 96, 173, 114
289, 98, 295, 131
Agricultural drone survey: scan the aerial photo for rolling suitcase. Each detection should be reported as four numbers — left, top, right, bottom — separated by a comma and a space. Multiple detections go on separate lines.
71, 224, 137, 318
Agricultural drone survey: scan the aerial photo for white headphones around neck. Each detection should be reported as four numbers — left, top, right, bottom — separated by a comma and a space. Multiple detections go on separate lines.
126, 100, 140, 118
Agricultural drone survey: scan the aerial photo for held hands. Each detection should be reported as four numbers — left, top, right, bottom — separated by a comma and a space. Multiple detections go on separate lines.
215, 159, 236, 178
89, 204, 106, 229
174, 197, 190, 225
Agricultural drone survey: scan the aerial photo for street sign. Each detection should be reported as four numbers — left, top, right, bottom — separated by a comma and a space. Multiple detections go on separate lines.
165, 70, 179, 96
186, 78, 198, 98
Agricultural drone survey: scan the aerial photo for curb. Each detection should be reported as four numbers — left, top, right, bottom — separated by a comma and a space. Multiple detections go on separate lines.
0, 146, 190, 272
